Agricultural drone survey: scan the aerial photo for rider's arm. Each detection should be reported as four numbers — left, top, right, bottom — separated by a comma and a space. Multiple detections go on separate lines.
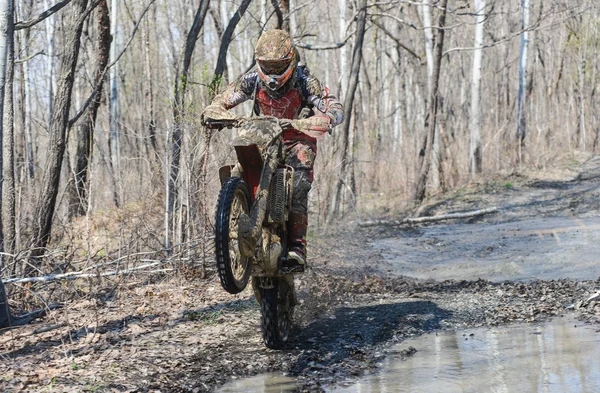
297, 66, 345, 127
202, 72, 258, 121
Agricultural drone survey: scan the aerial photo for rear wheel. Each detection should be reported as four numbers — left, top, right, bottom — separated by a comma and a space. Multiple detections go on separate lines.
215, 177, 252, 294
259, 278, 294, 349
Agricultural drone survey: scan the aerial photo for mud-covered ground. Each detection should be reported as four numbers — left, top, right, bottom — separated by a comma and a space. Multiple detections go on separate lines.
2, 153, 600, 392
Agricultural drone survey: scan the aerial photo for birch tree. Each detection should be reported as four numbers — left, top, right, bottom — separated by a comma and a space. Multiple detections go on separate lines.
339, 0, 347, 94
108, 0, 120, 206
421, 0, 441, 190
516, 0, 530, 164
469, 0, 486, 176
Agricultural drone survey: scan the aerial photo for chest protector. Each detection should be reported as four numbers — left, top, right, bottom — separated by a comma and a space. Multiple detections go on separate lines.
255, 87, 315, 143
255, 88, 302, 119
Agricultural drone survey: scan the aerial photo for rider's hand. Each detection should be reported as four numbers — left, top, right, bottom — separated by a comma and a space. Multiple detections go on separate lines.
201, 104, 239, 128
290, 115, 331, 139
279, 119, 294, 130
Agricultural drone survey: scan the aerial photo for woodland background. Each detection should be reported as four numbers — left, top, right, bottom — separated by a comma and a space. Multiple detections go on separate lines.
1, 0, 599, 323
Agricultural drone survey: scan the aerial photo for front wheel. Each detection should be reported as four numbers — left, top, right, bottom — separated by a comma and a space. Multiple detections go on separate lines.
259, 277, 295, 349
215, 177, 252, 294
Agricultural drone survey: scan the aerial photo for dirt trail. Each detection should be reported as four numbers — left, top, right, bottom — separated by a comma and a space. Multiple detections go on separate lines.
2, 154, 600, 392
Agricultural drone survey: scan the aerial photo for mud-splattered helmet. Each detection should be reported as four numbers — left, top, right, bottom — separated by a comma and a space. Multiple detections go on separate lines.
255, 29, 298, 97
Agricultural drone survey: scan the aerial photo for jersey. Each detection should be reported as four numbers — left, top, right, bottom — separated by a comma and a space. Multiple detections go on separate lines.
208, 65, 344, 142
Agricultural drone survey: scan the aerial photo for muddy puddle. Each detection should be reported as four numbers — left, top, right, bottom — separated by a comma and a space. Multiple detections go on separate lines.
219, 317, 600, 392
216, 373, 296, 392
333, 316, 600, 393
372, 217, 600, 282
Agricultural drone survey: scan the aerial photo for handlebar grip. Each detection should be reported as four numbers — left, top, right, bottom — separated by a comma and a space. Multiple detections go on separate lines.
204, 119, 238, 129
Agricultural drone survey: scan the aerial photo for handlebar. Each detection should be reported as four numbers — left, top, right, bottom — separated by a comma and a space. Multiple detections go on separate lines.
203, 118, 240, 129
204, 116, 292, 130
204, 115, 331, 138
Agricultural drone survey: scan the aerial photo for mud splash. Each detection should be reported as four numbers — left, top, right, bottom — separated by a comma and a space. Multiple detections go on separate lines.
372, 217, 600, 282
334, 316, 600, 393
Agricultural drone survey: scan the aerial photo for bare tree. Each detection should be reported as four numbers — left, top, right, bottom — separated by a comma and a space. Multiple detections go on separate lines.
413, 0, 449, 204
69, 0, 110, 218
328, 0, 367, 220
516, 0, 530, 165
469, 0, 486, 176
209, 0, 252, 97
29, 0, 91, 259
167, 0, 210, 251
0, 0, 13, 328
43, 0, 57, 127
2, 0, 15, 256
108, 0, 120, 206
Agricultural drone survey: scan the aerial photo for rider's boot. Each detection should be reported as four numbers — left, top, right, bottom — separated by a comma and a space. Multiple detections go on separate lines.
286, 211, 307, 270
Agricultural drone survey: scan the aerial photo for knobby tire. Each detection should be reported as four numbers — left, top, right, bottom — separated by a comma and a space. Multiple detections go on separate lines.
260, 279, 293, 349
215, 177, 251, 294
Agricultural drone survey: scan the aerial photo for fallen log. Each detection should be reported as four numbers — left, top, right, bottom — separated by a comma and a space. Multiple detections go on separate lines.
359, 206, 499, 228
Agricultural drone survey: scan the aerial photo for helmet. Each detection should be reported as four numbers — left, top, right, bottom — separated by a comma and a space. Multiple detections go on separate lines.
255, 30, 298, 94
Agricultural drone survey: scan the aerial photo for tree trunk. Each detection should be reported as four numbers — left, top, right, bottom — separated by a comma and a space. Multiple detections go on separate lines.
421, 0, 434, 92
469, 0, 486, 176
338, 0, 347, 94
30, 0, 89, 259
0, 0, 13, 328
516, 0, 530, 165
167, 0, 210, 250
69, 0, 110, 218
219, 0, 233, 80
143, 7, 159, 161
280, 0, 289, 32
209, 0, 251, 98
2, 0, 15, 255
19, 0, 34, 182
43, 0, 57, 128
108, 0, 120, 206
0, 278, 11, 328
413, 0, 448, 204
421, 0, 441, 190
328, 0, 367, 221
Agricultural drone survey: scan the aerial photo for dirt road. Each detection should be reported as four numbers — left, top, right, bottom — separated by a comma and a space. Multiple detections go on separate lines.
2, 153, 600, 392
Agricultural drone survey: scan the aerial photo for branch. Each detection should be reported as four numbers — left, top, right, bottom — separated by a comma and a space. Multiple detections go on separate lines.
370, 18, 421, 61
3, 261, 171, 284
15, 0, 72, 30
442, 4, 589, 57
14, 50, 45, 64
68, 0, 156, 127
369, 12, 418, 30
296, 30, 355, 51
359, 207, 499, 228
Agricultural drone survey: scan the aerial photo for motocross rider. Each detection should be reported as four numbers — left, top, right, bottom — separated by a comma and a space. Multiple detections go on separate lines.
202, 29, 344, 267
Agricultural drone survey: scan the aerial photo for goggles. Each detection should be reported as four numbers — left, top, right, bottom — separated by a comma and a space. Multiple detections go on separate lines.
256, 51, 296, 91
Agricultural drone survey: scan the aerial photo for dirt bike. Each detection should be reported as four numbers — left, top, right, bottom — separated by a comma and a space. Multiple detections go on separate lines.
207, 115, 320, 349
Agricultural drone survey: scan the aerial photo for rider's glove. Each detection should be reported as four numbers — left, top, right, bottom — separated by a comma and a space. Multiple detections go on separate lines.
201, 104, 239, 128
291, 115, 331, 139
